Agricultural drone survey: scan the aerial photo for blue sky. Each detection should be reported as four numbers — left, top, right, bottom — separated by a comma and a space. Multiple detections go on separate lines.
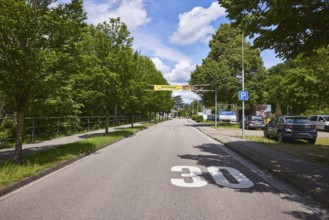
60, 0, 284, 103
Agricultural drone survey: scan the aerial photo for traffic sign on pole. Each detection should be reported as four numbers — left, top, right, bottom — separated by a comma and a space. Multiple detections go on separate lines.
238, 91, 249, 101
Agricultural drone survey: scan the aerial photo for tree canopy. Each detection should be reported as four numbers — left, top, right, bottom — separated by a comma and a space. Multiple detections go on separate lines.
190, 23, 268, 108
267, 46, 329, 114
0, 0, 86, 162
218, 0, 329, 59
0, 1, 172, 161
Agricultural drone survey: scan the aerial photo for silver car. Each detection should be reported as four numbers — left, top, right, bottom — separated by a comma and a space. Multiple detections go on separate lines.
240, 115, 265, 130
309, 115, 329, 132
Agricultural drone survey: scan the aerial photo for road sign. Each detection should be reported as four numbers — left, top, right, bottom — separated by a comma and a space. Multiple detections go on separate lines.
153, 85, 192, 91
238, 91, 249, 101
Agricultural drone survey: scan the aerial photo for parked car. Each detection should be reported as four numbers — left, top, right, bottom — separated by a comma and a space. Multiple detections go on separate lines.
263, 116, 317, 144
219, 110, 237, 122
240, 115, 265, 130
309, 115, 329, 132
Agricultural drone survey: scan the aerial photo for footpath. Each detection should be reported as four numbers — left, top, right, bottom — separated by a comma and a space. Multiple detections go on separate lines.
196, 125, 329, 208
0, 123, 144, 162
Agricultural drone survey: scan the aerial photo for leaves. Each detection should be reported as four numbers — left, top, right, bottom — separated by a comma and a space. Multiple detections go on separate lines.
190, 23, 267, 107
218, 0, 329, 59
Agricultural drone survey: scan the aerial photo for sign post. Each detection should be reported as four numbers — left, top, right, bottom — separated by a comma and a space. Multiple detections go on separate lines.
215, 84, 218, 127
241, 32, 245, 139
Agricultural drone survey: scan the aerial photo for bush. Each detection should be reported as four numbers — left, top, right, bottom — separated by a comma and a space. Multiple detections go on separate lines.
0, 118, 16, 138
192, 115, 203, 122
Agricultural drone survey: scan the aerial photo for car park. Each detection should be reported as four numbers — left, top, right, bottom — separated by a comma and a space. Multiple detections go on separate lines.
263, 116, 317, 144
309, 115, 329, 132
240, 115, 265, 130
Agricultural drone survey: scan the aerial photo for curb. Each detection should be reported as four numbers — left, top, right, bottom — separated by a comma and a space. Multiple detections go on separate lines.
197, 127, 329, 208
223, 141, 329, 208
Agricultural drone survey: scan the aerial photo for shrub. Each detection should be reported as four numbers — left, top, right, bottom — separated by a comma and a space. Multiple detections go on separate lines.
192, 115, 203, 122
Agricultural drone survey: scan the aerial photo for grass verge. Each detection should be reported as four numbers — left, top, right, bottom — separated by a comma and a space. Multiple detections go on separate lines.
245, 136, 329, 166
199, 121, 240, 129
0, 124, 152, 190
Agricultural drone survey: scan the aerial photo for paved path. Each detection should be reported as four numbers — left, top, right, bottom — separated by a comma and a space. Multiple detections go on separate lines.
0, 123, 144, 162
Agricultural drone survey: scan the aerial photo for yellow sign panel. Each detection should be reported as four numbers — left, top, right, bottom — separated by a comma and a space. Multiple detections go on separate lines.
154, 85, 192, 91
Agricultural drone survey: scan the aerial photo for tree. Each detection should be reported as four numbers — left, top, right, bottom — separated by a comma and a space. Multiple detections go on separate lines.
0, 0, 86, 162
172, 96, 184, 110
268, 46, 329, 114
76, 19, 133, 133
136, 55, 172, 121
218, 0, 329, 59
190, 23, 268, 108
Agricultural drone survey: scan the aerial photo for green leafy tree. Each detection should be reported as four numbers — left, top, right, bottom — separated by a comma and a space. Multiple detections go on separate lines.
218, 0, 329, 59
190, 23, 268, 108
280, 47, 329, 114
75, 18, 133, 132
267, 46, 329, 115
172, 96, 184, 110
0, 0, 86, 162
136, 56, 172, 121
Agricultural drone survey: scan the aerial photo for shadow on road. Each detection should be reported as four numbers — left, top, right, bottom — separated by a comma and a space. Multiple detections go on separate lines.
177, 143, 324, 220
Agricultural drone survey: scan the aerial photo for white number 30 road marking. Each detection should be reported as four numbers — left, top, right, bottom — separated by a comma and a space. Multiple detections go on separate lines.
171, 166, 254, 189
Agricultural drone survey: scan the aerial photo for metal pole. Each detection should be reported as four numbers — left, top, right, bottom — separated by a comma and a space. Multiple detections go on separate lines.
242, 32, 245, 140
215, 84, 218, 127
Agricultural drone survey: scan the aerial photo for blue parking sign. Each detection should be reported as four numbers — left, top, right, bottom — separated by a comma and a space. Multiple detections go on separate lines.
238, 91, 249, 101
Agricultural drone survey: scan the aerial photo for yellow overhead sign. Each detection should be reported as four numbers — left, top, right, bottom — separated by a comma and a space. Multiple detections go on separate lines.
154, 85, 192, 91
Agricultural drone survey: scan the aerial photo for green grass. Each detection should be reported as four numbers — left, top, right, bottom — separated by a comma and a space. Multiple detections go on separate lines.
245, 136, 329, 166
0, 123, 151, 150
199, 120, 240, 129
0, 124, 152, 189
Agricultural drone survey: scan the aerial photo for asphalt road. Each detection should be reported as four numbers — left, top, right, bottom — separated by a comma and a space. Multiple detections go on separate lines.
0, 119, 325, 219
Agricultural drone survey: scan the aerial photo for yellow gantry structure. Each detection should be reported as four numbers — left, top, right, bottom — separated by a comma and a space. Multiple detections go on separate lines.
152, 84, 213, 92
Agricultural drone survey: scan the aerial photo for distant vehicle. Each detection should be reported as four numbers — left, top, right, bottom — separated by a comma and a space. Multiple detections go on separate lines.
309, 115, 329, 132
240, 115, 265, 130
263, 116, 317, 144
219, 110, 237, 122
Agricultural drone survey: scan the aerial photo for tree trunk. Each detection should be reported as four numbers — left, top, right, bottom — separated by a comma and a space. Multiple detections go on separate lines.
131, 113, 134, 128
114, 104, 118, 126
105, 105, 109, 134
14, 107, 25, 163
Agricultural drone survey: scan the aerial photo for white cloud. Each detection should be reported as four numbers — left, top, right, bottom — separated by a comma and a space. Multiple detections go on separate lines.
172, 91, 201, 104
84, 0, 151, 30
134, 32, 191, 63
151, 56, 195, 85
150, 57, 200, 103
164, 61, 196, 84
151, 57, 171, 73
170, 2, 226, 45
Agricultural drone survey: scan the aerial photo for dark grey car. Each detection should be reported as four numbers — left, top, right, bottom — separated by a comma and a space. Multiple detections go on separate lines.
263, 116, 317, 144
240, 115, 265, 130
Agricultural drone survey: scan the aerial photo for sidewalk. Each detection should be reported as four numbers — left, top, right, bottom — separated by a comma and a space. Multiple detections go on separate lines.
196, 125, 329, 208
0, 123, 144, 162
